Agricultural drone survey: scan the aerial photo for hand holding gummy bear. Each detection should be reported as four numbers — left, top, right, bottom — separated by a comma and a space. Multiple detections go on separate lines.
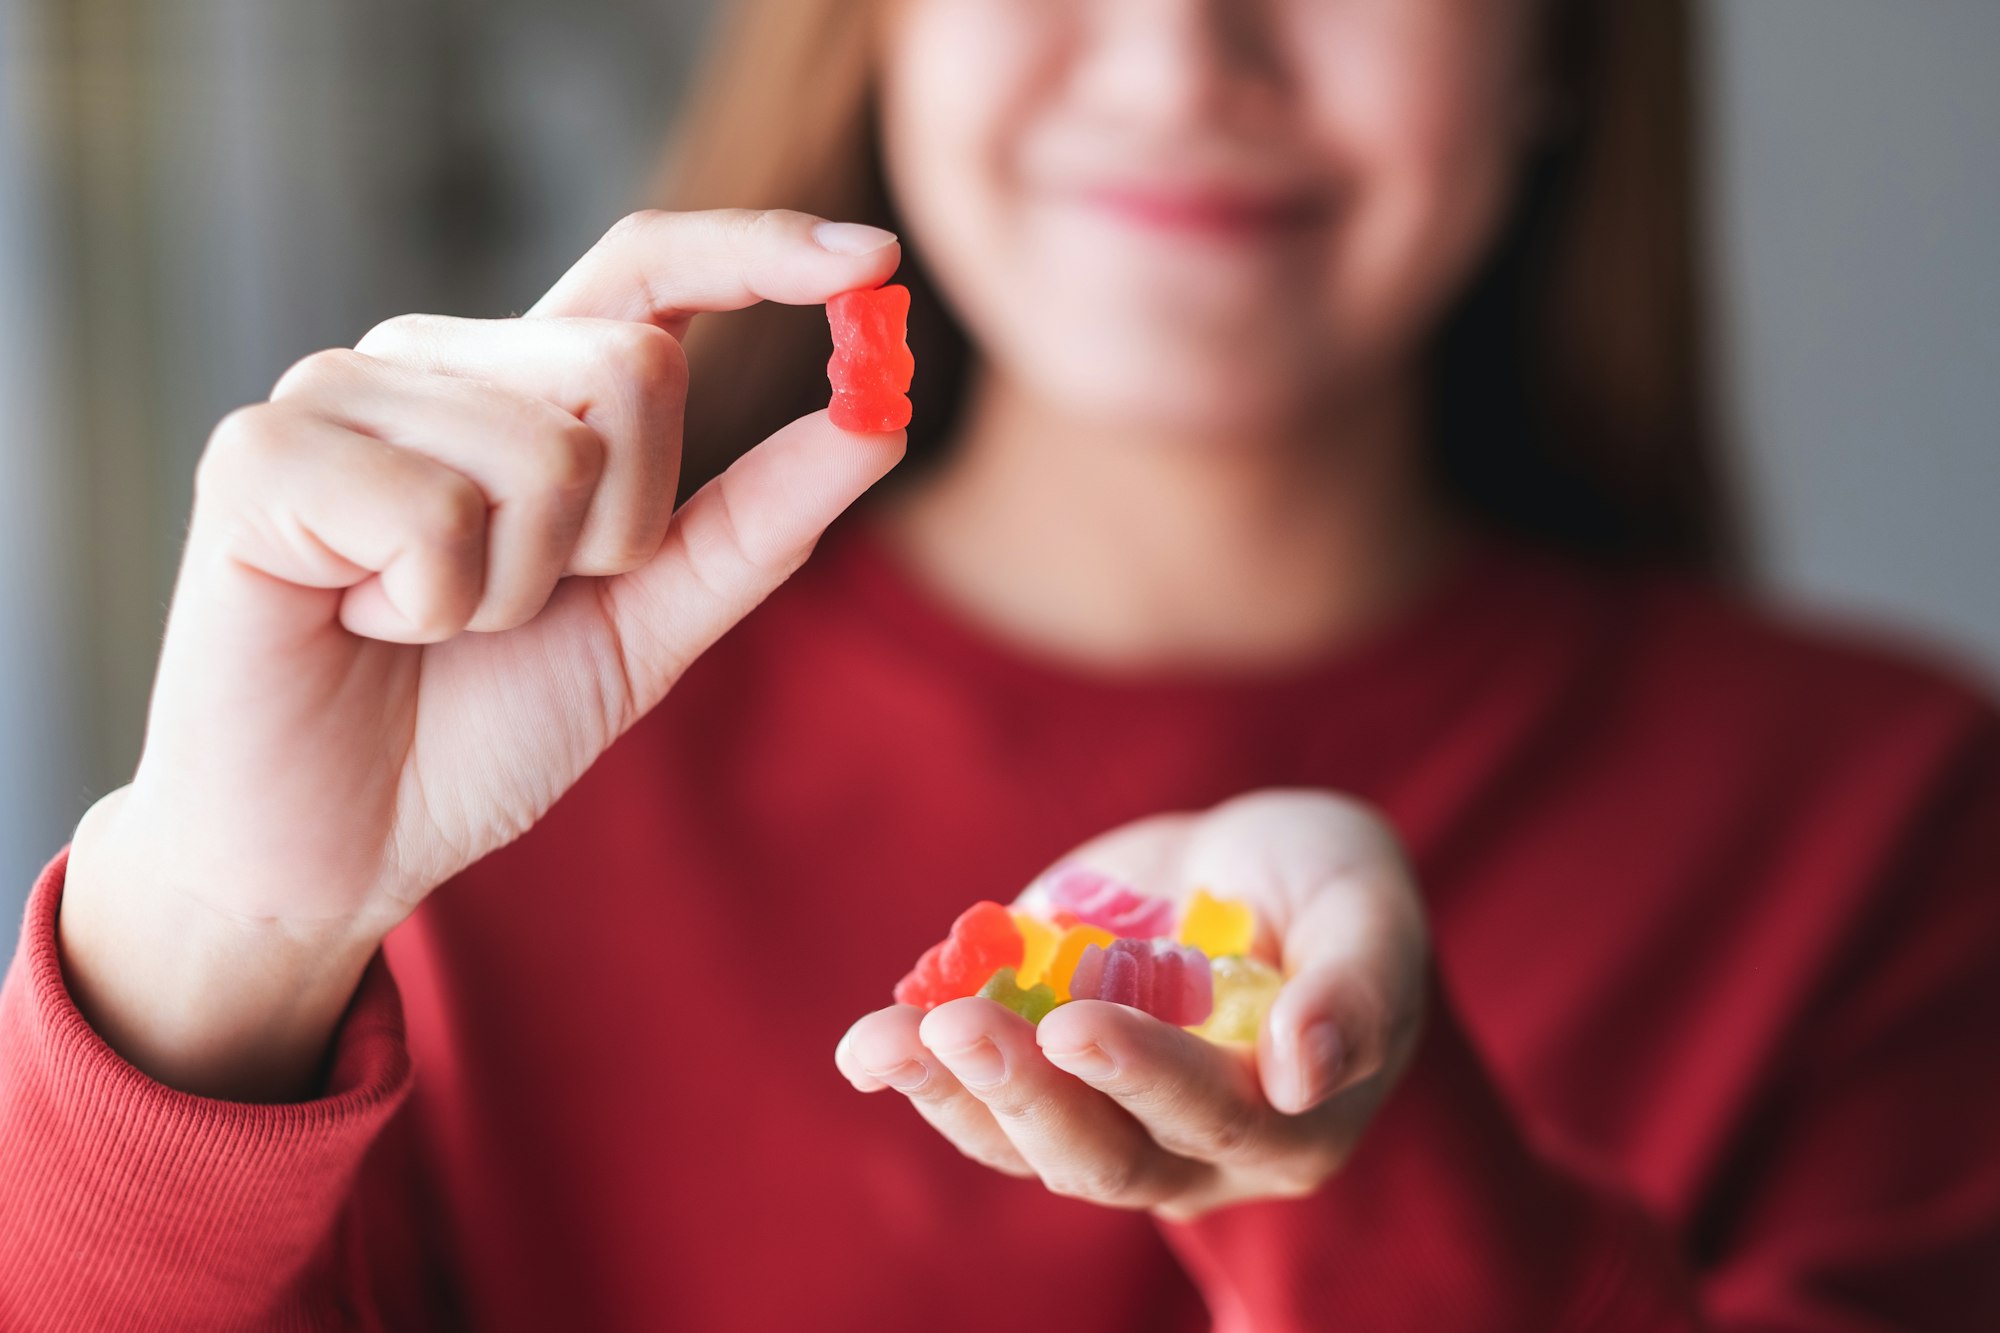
837, 790, 1431, 1222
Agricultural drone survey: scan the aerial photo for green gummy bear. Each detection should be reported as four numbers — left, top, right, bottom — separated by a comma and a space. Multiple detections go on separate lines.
977, 967, 1060, 1024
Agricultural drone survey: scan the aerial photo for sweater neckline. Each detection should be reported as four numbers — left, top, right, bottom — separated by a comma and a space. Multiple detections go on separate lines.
817, 511, 1551, 714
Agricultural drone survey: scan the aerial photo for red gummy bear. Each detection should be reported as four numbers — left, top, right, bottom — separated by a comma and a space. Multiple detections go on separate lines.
894, 901, 1024, 1010
826, 283, 914, 432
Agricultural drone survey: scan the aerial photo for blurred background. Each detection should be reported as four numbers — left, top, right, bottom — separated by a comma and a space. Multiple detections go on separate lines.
1, 0, 1995, 954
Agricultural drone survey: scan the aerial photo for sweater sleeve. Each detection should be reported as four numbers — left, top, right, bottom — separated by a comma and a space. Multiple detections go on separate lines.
1158, 721, 2000, 1333
1157, 984, 1704, 1332
0, 847, 415, 1332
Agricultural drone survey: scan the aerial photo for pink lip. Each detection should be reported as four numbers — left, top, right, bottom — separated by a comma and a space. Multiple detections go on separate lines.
1075, 183, 1330, 238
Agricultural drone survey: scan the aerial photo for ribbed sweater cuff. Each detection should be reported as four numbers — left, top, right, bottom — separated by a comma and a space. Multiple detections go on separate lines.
0, 846, 413, 1331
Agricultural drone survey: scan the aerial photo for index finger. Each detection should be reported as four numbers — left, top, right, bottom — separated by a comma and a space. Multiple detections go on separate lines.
526, 209, 901, 334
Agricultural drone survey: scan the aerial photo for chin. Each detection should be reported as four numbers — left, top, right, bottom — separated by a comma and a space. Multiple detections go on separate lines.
1004, 316, 1330, 439
1018, 355, 1306, 441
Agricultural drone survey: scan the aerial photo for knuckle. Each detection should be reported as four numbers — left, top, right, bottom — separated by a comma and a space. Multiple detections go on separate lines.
417, 474, 489, 549
1109, 1074, 1263, 1164
542, 418, 607, 498
900, 1077, 956, 1109
707, 470, 761, 565
203, 404, 265, 460
199, 404, 282, 485
271, 347, 361, 400
354, 311, 445, 359
713, 207, 765, 242
751, 207, 806, 240
469, 588, 554, 635
705, 206, 795, 259
603, 209, 665, 246
1190, 1102, 1262, 1162
601, 321, 687, 389
961, 1144, 1033, 1179
407, 600, 472, 643
983, 1084, 1055, 1127
573, 532, 659, 577
1048, 1154, 1143, 1206
408, 598, 480, 644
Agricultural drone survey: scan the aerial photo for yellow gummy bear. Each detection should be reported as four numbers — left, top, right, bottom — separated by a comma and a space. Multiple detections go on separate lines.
1177, 888, 1256, 959
1009, 909, 1059, 989
1193, 955, 1284, 1045
1043, 924, 1117, 1002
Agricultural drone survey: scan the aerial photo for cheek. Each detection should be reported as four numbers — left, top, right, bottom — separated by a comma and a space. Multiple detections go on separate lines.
1309, 9, 1532, 369
882, 8, 1216, 429
876, 2, 1058, 380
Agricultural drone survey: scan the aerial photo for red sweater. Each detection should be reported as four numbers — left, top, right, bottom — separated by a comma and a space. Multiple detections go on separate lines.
4, 525, 1997, 1332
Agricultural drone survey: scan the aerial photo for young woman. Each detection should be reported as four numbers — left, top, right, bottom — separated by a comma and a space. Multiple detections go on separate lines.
4, 0, 1995, 1328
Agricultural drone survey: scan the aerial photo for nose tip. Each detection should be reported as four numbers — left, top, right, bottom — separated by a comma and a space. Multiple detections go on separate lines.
1079, 0, 1292, 128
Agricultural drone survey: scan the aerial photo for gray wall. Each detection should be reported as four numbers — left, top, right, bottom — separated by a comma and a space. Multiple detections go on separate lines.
1, 0, 1996, 956
1, 0, 87, 950
1711, 0, 2000, 676
0, 0, 713, 953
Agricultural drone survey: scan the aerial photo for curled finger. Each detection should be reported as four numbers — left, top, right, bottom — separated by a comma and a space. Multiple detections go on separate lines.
918, 998, 1208, 1210
841, 1004, 1036, 1180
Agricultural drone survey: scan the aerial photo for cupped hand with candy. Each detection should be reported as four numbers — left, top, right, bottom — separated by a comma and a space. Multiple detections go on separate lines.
836, 790, 1430, 1222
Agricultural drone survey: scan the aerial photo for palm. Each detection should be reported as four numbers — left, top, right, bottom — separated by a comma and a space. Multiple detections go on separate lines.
130, 583, 602, 929
840, 791, 1432, 1220
391, 573, 633, 896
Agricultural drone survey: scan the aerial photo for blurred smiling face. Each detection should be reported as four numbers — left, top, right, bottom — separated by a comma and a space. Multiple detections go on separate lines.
876, 0, 1545, 436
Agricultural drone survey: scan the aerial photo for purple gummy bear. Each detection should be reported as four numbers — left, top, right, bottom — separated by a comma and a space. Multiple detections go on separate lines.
1068, 938, 1214, 1027
1044, 865, 1176, 938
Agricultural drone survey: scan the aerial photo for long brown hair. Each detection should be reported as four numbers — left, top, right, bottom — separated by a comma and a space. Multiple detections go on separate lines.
656, 0, 1738, 574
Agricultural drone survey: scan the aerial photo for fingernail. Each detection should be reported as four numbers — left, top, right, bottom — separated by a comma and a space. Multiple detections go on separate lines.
1044, 1044, 1117, 1081
937, 1039, 1006, 1089
867, 1059, 931, 1092
812, 221, 898, 255
1293, 1021, 1344, 1112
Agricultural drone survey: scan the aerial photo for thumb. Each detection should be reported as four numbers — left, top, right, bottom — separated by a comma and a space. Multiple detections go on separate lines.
1177, 791, 1431, 1117
595, 408, 905, 712
1260, 880, 1430, 1116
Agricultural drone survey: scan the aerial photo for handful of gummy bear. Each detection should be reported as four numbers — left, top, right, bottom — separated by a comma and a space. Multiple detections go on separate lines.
892, 866, 1285, 1044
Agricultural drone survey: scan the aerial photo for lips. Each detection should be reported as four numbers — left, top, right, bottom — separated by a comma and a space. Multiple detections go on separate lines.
1072, 180, 1332, 238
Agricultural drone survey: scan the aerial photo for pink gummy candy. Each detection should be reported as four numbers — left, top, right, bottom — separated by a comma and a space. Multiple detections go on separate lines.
1044, 866, 1175, 938
1069, 938, 1214, 1027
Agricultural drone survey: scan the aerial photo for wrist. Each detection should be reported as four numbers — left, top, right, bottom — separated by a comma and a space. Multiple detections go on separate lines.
59, 788, 385, 1102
